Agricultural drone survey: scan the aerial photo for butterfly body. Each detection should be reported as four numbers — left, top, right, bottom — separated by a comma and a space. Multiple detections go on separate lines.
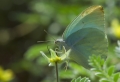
55, 5, 108, 68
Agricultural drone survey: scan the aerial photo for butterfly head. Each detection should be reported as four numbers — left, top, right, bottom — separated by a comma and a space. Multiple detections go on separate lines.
55, 39, 65, 50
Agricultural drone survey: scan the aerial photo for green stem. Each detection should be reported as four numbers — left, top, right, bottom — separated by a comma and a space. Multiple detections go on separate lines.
55, 62, 59, 82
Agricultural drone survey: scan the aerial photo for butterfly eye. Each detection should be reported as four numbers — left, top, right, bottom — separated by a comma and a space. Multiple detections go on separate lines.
55, 39, 65, 47
55, 41, 58, 44
54, 40, 59, 45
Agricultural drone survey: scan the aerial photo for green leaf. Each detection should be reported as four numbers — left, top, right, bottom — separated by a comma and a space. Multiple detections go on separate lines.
71, 77, 90, 82
100, 78, 109, 82
60, 70, 74, 79
107, 66, 115, 76
89, 55, 105, 70
71, 78, 75, 82
70, 62, 88, 75
95, 72, 104, 77
80, 77, 90, 82
24, 44, 50, 60
99, 58, 105, 66
113, 73, 120, 82
76, 77, 81, 82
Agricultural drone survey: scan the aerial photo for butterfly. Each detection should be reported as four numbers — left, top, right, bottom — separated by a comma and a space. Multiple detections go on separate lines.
55, 5, 108, 68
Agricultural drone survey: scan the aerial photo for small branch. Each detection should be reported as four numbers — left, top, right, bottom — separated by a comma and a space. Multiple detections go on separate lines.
55, 62, 59, 82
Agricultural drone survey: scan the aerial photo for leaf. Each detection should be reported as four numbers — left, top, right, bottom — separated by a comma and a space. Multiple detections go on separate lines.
107, 66, 115, 76
113, 73, 120, 82
76, 77, 81, 82
95, 72, 104, 77
100, 78, 109, 82
71, 78, 75, 82
71, 77, 91, 82
80, 77, 90, 82
24, 44, 49, 60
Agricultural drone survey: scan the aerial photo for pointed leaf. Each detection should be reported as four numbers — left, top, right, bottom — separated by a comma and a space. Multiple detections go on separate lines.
107, 66, 115, 76
113, 73, 120, 82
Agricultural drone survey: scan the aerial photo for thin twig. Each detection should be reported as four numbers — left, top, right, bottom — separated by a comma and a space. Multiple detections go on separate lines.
55, 62, 59, 82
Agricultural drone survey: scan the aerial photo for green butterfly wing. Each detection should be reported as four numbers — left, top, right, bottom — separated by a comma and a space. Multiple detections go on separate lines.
62, 5, 108, 68
65, 28, 108, 68
63, 5, 105, 39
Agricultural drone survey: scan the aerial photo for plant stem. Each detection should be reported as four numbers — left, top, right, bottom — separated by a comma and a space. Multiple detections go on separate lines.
55, 62, 59, 82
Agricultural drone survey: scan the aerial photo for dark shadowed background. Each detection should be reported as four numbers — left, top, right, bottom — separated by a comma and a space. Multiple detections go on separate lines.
0, 0, 120, 82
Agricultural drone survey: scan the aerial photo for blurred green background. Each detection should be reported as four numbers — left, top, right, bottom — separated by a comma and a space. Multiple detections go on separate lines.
0, 0, 120, 82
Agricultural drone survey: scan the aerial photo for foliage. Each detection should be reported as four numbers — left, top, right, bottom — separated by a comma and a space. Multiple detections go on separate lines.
38, 46, 120, 82
71, 77, 90, 82
1, 0, 120, 82
89, 55, 120, 82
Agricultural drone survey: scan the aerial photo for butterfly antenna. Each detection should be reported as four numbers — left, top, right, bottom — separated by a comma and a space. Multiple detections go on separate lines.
44, 30, 56, 41
37, 30, 56, 43
37, 40, 54, 43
